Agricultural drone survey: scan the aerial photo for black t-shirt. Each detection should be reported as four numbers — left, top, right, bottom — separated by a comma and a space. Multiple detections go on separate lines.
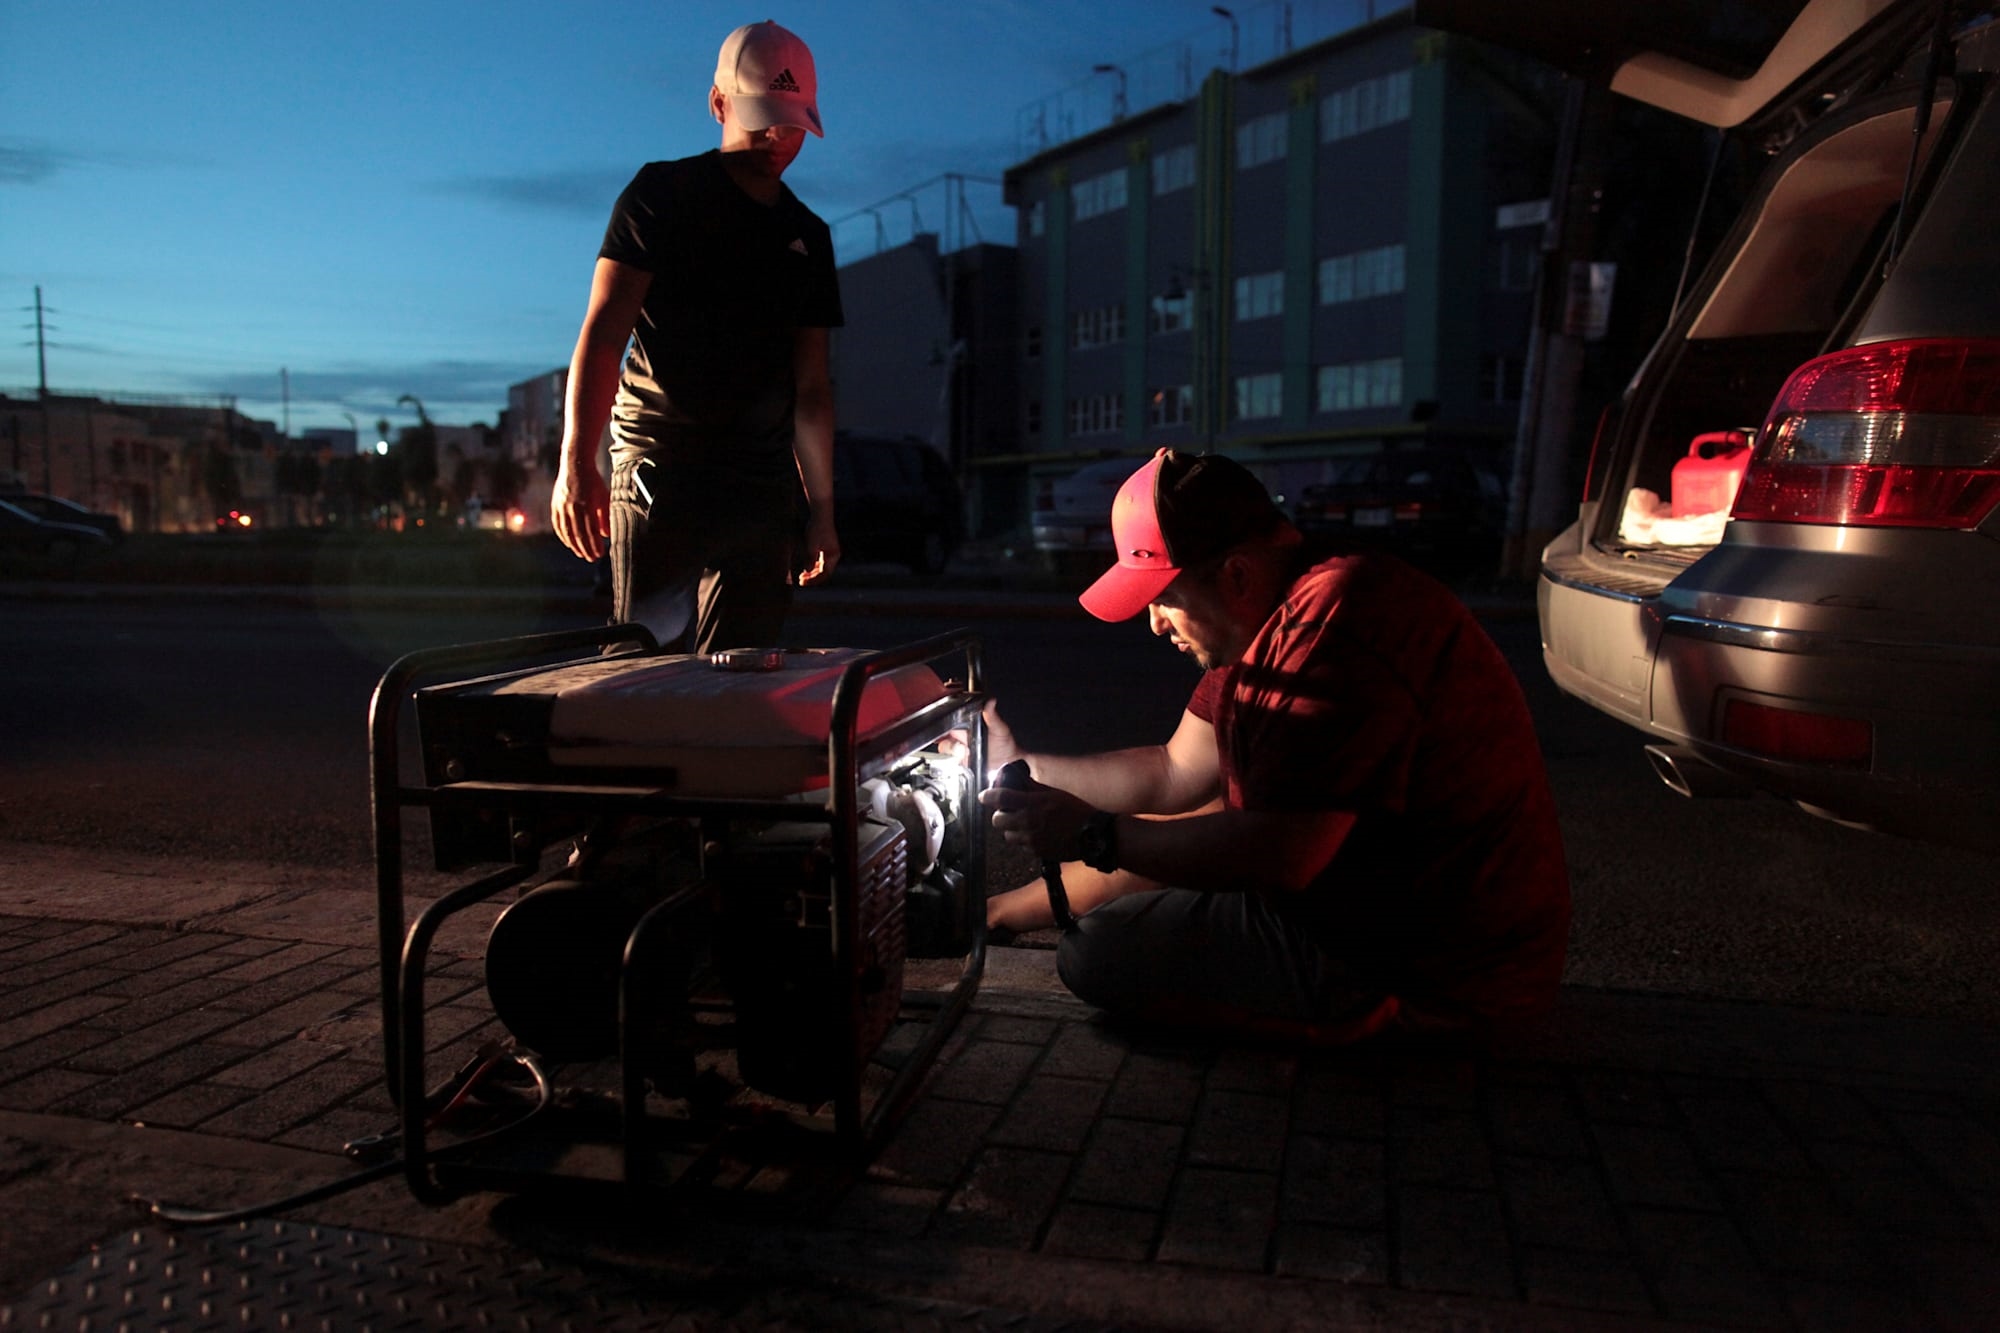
598, 150, 842, 471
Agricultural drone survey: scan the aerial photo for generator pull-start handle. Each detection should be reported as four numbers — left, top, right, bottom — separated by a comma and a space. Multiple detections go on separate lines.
995, 759, 1077, 932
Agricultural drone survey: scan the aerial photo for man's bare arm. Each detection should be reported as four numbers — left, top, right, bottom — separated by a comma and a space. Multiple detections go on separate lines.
1007, 706, 1220, 816
551, 257, 651, 562
791, 326, 839, 585
1114, 805, 1357, 896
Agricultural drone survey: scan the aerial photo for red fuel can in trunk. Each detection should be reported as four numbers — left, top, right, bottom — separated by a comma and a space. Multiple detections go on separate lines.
1673, 430, 1754, 517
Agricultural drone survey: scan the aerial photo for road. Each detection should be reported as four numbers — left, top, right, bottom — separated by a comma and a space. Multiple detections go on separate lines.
4, 591, 1998, 1026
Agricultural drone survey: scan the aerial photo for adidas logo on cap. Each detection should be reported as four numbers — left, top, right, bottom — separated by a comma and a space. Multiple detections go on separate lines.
715, 21, 823, 137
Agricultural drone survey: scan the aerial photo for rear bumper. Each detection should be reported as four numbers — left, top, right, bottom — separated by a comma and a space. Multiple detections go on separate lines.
1651, 611, 2000, 845
1540, 556, 2000, 847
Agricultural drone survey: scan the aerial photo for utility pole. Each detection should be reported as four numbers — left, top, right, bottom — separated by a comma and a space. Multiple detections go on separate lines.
35, 286, 52, 494
34, 287, 49, 397
1503, 79, 1616, 578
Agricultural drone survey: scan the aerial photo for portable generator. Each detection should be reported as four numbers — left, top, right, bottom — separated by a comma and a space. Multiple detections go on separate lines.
367, 626, 989, 1206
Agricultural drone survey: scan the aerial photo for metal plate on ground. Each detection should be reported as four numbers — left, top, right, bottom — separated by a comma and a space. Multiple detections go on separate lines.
2, 1220, 1124, 1331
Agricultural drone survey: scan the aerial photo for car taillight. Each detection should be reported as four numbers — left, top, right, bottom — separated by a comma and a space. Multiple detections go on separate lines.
1721, 698, 1872, 767
1393, 502, 1424, 521
1731, 338, 2000, 528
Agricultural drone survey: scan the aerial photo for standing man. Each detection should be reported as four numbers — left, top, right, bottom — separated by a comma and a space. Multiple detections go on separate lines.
980, 450, 1571, 1043
551, 19, 842, 652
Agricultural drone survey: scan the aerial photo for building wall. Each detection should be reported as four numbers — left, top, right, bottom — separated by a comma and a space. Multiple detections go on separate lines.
0, 395, 259, 534
831, 238, 952, 445
500, 367, 611, 535
828, 238, 1022, 539
1001, 15, 1557, 514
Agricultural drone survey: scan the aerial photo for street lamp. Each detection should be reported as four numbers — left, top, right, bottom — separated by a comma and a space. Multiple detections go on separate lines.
1093, 63, 1128, 121
1213, 6, 1239, 72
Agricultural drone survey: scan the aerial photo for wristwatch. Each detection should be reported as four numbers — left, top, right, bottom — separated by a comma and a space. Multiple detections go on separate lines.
1076, 809, 1119, 874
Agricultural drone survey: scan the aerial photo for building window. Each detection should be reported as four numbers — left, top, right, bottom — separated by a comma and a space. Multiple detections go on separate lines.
1026, 400, 1041, 435
1070, 168, 1128, 222
1027, 200, 1045, 237
1070, 304, 1125, 349
1025, 324, 1041, 360
1235, 112, 1288, 169
1234, 373, 1283, 421
1316, 357, 1404, 412
1152, 143, 1195, 195
1149, 290, 1193, 335
1148, 385, 1193, 428
1067, 393, 1124, 436
1481, 353, 1524, 403
1233, 271, 1284, 322
1320, 69, 1412, 143
1317, 243, 1406, 305
1495, 235, 1539, 291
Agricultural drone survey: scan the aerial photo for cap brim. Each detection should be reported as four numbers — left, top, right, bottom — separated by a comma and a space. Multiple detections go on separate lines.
731, 94, 824, 136
1078, 560, 1179, 623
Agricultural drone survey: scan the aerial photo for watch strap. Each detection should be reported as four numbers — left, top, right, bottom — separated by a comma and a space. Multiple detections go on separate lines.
1079, 809, 1120, 874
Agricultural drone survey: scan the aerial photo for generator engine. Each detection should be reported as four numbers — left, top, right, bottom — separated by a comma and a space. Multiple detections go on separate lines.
712, 814, 909, 1102
376, 632, 988, 1191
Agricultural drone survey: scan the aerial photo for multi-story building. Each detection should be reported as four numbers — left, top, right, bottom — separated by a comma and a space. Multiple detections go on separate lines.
1000, 8, 1559, 511
829, 234, 1020, 538
0, 391, 269, 533
499, 367, 607, 536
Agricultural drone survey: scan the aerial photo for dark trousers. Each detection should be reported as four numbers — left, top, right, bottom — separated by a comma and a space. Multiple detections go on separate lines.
608, 455, 797, 655
1055, 889, 1408, 1043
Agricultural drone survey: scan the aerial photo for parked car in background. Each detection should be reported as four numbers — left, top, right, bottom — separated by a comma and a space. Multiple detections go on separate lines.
831, 431, 963, 575
1292, 448, 1503, 568
1422, 0, 2000, 849
4, 492, 122, 543
1031, 456, 1137, 574
0, 497, 115, 566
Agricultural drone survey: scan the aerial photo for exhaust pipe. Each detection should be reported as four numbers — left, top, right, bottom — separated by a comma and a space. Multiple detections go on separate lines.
1644, 744, 1754, 799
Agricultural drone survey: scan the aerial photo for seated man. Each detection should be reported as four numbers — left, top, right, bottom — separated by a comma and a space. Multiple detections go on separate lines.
981, 449, 1570, 1042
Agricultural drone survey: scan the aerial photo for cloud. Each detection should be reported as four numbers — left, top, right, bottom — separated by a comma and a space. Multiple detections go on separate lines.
1, 140, 85, 186
198, 358, 543, 426
1, 137, 207, 186
434, 169, 632, 217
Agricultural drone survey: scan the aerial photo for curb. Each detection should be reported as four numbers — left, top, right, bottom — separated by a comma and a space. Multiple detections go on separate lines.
0, 578, 1539, 623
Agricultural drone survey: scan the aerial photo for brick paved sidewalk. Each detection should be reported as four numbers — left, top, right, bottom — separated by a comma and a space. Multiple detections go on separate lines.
3, 908, 1998, 1331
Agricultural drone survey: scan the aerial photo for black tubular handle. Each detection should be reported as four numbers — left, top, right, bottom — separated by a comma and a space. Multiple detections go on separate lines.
995, 759, 1076, 932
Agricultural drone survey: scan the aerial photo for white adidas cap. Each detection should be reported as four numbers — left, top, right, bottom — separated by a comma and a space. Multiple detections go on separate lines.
713, 20, 823, 137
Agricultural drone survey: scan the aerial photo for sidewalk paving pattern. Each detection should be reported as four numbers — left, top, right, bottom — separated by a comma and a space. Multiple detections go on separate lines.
3, 902, 1997, 1331
2, 573, 1996, 1327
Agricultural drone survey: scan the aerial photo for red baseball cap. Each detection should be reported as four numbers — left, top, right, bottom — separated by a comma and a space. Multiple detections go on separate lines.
1078, 449, 1284, 622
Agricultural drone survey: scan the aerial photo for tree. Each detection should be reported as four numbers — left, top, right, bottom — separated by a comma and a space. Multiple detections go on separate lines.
203, 445, 241, 516
368, 451, 404, 524
488, 450, 527, 510
448, 450, 478, 513
397, 422, 439, 517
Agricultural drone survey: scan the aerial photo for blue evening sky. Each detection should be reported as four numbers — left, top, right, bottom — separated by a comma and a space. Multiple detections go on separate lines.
3, 1, 1319, 440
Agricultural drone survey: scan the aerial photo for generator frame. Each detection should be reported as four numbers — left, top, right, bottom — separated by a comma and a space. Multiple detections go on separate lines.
367, 625, 990, 1206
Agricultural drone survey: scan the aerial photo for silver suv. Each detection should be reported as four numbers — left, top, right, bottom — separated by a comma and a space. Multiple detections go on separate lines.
1437, 0, 2000, 849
